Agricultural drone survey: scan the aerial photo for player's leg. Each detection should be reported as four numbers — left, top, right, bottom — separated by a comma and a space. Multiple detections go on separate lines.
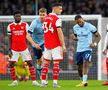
21, 48, 40, 86
8, 50, 19, 86
52, 46, 63, 88
76, 52, 83, 80
77, 63, 83, 80
41, 48, 51, 87
101, 51, 108, 85
81, 50, 92, 86
33, 44, 44, 79
76, 51, 91, 87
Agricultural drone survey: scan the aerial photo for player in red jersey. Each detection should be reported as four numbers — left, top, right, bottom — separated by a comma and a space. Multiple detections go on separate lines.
40, 3, 66, 88
7, 10, 40, 86
101, 29, 108, 86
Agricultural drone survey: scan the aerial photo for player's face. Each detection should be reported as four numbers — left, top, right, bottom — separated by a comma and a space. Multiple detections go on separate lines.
56, 6, 63, 15
39, 12, 47, 22
14, 13, 21, 23
75, 18, 84, 27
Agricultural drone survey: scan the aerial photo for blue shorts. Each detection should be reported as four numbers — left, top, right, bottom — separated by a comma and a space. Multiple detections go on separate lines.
76, 50, 92, 65
33, 44, 44, 59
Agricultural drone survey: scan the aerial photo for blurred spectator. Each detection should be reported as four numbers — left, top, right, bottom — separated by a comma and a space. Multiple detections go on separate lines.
0, 0, 108, 17
0, 52, 8, 74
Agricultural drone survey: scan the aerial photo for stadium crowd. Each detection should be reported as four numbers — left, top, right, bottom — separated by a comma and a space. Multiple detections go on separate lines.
0, 0, 108, 17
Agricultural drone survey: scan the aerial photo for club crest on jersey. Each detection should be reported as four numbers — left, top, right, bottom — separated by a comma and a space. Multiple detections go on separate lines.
21, 26, 24, 29
13, 28, 15, 30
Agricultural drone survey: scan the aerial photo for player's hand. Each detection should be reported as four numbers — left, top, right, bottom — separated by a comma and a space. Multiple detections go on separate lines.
62, 45, 66, 53
102, 50, 107, 55
8, 49, 12, 58
34, 44, 42, 50
90, 43, 97, 48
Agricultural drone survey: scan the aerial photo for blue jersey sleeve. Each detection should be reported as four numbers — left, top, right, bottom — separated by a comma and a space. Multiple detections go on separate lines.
28, 19, 37, 34
89, 23, 97, 33
73, 26, 77, 34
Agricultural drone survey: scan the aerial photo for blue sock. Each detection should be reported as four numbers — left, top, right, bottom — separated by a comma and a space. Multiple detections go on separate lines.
37, 64, 42, 76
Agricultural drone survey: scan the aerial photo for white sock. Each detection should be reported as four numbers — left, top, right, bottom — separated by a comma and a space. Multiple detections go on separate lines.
53, 80, 57, 84
13, 80, 17, 82
82, 75, 87, 83
42, 80, 46, 84
32, 80, 36, 83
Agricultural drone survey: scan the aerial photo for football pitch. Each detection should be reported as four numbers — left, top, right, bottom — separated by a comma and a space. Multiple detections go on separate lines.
0, 80, 108, 90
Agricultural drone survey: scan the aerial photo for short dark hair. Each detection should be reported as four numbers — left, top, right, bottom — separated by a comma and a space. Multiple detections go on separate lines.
52, 3, 62, 8
39, 8, 47, 13
13, 10, 22, 15
74, 15, 82, 20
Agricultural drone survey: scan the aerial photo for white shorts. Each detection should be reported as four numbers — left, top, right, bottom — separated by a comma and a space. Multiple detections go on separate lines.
43, 46, 63, 61
10, 48, 32, 62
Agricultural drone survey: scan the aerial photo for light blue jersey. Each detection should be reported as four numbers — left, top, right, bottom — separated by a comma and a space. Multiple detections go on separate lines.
73, 22, 97, 52
28, 18, 44, 46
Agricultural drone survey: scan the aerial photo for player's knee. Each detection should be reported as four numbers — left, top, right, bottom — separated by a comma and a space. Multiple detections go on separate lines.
26, 61, 32, 67
37, 59, 42, 65
53, 63, 60, 74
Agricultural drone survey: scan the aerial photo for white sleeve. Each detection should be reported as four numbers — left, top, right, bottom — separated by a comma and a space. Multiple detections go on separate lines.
26, 23, 29, 32
107, 24, 108, 30
7, 24, 11, 35
103, 32, 108, 51
56, 18, 62, 27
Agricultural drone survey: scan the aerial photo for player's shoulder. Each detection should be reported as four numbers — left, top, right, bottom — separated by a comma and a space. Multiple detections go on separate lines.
21, 21, 28, 24
8, 22, 14, 26
73, 24, 79, 29
49, 13, 59, 19
32, 18, 39, 24
20, 22, 29, 27
85, 22, 94, 27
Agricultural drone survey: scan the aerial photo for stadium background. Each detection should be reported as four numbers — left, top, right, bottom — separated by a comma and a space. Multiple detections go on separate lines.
0, 0, 108, 80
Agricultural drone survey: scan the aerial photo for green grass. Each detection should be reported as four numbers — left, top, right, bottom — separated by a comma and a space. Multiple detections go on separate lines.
0, 80, 108, 90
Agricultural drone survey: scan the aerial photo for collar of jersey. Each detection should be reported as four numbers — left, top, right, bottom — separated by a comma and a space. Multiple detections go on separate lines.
49, 13, 57, 16
13, 21, 22, 25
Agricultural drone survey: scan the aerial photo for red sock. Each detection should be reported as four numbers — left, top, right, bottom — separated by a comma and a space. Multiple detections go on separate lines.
10, 67, 16, 80
41, 64, 49, 80
29, 66, 36, 81
53, 63, 60, 80
106, 58, 108, 74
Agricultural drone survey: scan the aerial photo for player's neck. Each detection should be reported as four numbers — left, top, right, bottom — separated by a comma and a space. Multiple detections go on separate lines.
40, 18, 43, 23
15, 21, 21, 24
52, 10, 58, 15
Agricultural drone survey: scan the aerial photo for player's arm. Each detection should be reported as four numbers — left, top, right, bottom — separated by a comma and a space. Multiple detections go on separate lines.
56, 19, 66, 52
71, 29, 78, 41
26, 23, 41, 50
7, 24, 11, 48
102, 30, 108, 55
90, 25, 101, 48
7, 24, 12, 58
57, 28, 66, 52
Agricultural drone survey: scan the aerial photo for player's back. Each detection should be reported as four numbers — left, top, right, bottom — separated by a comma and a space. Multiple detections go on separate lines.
43, 13, 61, 49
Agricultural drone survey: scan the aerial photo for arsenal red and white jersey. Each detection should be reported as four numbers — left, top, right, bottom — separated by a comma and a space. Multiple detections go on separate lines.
43, 13, 62, 49
7, 22, 29, 51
